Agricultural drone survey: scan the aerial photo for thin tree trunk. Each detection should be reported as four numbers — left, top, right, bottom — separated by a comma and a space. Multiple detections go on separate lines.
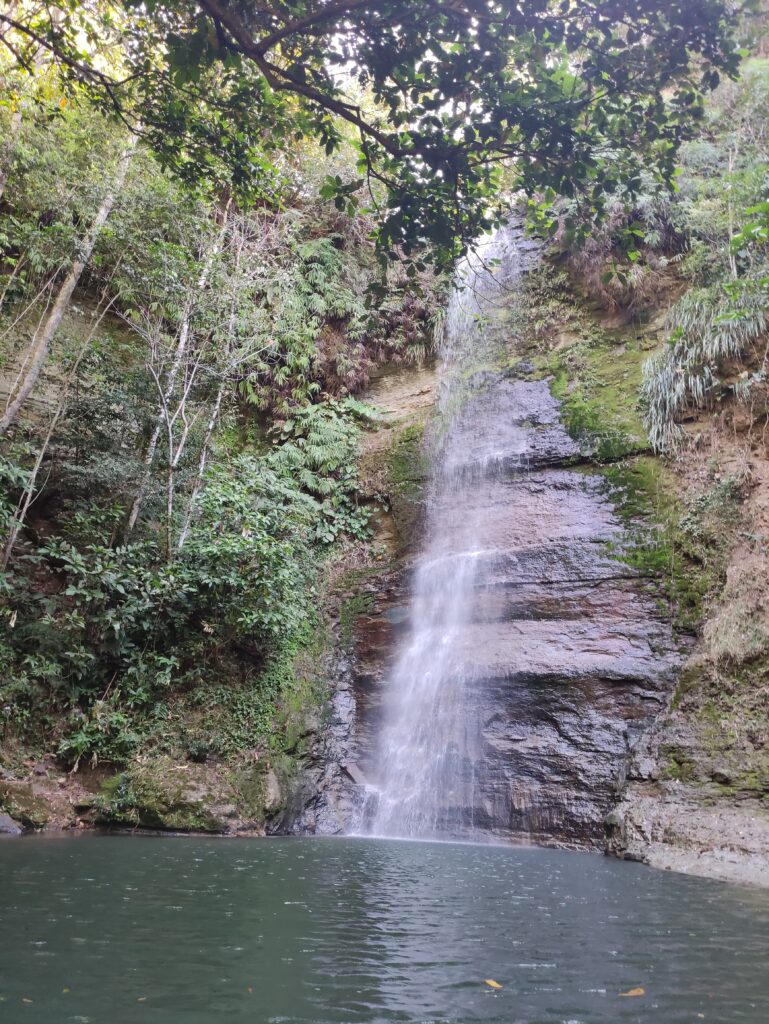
2, 297, 117, 568
164, 371, 203, 560
177, 217, 243, 552
177, 375, 227, 552
0, 136, 136, 437
124, 202, 231, 538
728, 145, 739, 281
165, 417, 175, 562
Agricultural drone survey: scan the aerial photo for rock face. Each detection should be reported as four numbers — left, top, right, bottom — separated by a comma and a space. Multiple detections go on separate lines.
0, 812, 23, 835
263, 662, 362, 835
607, 665, 769, 887
345, 377, 683, 847
0, 780, 51, 830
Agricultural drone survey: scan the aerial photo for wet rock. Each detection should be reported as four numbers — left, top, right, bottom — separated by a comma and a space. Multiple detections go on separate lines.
279, 369, 683, 850
606, 663, 769, 885
0, 781, 51, 829
95, 759, 248, 833
507, 359, 536, 377
266, 668, 364, 835
607, 781, 769, 887
0, 812, 23, 836
343, 378, 682, 847
263, 769, 283, 814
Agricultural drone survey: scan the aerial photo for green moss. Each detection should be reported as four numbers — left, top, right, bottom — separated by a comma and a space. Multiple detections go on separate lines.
389, 422, 427, 487
670, 663, 703, 710
229, 763, 271, 825
94, 762, 230, 832
600, 455, 742, 633
339, 590, 375, 648
657, 656, 769, 801
663, 750, 697, 782
0, 781, 50, 829
387, 421, 428, 549
544, 327, 652, 461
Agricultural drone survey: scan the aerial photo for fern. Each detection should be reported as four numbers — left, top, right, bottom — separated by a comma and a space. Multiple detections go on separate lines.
265, 399, 376, 542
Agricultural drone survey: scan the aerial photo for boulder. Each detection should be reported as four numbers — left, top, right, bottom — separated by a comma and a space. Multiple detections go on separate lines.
0, 812, 23, 836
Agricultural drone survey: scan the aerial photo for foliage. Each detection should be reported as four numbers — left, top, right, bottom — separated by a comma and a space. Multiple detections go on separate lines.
0, 458, 315, 761
0, 1, 744, 267
0, 66, 442, 773
237, 217, 436, 411
641, 280, 768, 451
267, 398, 377, 543
546, 58, 769, 452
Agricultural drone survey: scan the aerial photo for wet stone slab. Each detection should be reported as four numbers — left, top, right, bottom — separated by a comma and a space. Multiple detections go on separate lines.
345, 377, 683, 846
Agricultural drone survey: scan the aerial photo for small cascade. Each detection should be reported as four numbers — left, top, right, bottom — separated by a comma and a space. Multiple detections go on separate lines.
362, 228, 537, 839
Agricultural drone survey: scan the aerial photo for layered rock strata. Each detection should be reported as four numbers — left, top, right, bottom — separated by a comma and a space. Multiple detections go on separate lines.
348, 376, 682, 846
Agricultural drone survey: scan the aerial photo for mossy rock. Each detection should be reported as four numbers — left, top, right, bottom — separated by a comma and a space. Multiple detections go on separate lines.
387, 422, 429, 549
231, 756, 302, 825
662, 748, 698, 783
230, 764, 271, 824
95, 759, 241, 833
0, 781, 51, 829
600, 455, 735, 633
339, 590, 375, 648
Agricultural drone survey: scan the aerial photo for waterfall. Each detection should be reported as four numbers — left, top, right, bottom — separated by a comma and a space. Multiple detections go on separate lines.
361, 226, 538, 839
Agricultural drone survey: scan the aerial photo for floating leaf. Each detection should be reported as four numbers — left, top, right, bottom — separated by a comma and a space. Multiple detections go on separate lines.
619, 987, 645, 997
484, 979, 503, 990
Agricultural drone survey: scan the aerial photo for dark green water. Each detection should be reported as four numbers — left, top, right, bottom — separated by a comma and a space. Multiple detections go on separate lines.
1, 836, 768, 1024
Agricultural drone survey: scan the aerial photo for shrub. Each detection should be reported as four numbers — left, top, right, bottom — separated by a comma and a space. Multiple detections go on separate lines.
641, 280, 768, 451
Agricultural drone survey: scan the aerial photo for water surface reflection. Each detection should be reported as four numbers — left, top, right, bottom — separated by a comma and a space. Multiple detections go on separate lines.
1, 835, 768, 1023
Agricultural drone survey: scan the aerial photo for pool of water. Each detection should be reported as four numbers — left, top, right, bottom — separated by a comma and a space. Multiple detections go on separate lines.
1, 835, 768, 1023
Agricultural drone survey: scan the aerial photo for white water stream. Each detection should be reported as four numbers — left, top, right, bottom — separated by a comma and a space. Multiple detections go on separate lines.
362, 228, 536, 838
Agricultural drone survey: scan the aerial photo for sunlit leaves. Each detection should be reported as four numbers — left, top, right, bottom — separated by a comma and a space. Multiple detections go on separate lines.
0, 1, 742, 267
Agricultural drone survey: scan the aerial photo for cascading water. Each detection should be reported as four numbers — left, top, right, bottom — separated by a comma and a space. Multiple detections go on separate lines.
347, 221, 680, 848
362, 226, 538, 839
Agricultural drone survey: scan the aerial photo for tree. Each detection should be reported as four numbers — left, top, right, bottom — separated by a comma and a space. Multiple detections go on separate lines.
123, 203, 231, 539
0, 1, 746, 266
0, 134, 136, 436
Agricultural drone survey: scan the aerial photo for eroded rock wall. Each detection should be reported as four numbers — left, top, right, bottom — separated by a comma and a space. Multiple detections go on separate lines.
346, 374, 682, 847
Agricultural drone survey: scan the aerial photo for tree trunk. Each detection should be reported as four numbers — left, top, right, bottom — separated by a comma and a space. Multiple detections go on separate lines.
727, 145, 739, 281
177, 376, 228, 552
163, 378, 203, 560
1, 297, 117, 568
0, 136, 136, 437
124, 203, 231, 538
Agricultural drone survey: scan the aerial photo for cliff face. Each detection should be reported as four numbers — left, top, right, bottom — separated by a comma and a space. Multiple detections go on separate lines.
350, 374, 681, 846
327, 266, 769, 885
4, 265, 767, 887
607, 433, 769, 887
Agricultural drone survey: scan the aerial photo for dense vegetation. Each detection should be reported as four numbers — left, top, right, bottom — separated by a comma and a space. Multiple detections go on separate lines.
0, 1, 762, 810
0, 84, 438, 770
2, 1, 743, 265
544, 40, 769, 452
